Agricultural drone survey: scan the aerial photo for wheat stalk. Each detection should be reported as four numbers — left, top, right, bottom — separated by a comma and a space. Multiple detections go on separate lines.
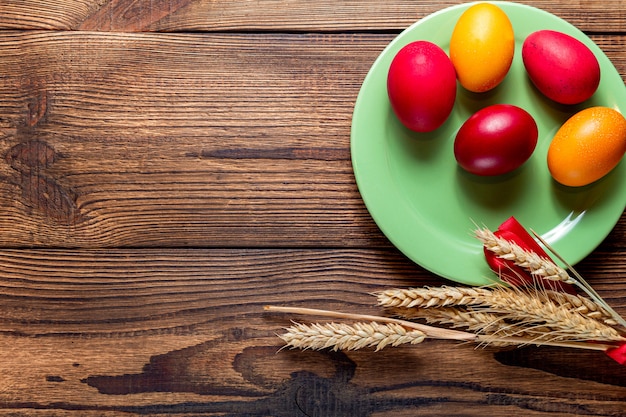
378, 285, 624, 343
544, 290, 618, 326
376, 286, 492, 309
266, 305, 616, 352
389, 306, 519, 338
378, 286, 619, 328
389, 302, 619, 345
265, 305, 478, 341
279, 321, 426, 351
480, 287, 623, 342
475, 228, 572, 283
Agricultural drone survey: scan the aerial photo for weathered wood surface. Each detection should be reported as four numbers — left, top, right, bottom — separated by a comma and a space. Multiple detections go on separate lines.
0, 0, 625, 32
0, 32, 390, 248
0, 1, 625, 415
0, 245, 624, 415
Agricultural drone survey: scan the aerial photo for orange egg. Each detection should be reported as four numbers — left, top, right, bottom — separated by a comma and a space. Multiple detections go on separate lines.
449, 3, 515, 93
547, 107, 626, 187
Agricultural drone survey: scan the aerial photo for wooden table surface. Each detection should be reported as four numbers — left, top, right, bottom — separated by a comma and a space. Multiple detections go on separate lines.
1, 1, 625, 415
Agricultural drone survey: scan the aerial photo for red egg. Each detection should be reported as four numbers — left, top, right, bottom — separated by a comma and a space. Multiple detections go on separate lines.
387, 41, 457, 132
454, 104, 538, 176
522, 30, 600, 105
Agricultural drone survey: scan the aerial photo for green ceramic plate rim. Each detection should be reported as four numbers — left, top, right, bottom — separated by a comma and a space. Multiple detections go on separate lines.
350, 1, 626, 285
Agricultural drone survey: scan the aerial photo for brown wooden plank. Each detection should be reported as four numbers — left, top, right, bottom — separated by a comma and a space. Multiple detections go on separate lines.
0, 31, 625, 248
1, 0, 626, 33
0, 244, 623, 338
0, 247, 623, 414
0, 32, 384, 247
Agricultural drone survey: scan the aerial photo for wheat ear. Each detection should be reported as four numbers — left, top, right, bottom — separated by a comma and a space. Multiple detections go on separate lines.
279, 321, 426, 351
484, 286, 624, 342
530, 230, 626, 331
378, 285, 625, 342
545, 291, 618, 326
387, 299, 619, 344
377, 285, 617, 326
376, 286, 493, 309
475, 228, 572, 282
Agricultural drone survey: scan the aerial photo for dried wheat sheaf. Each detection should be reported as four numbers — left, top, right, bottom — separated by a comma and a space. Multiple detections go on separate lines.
266, 227, 626, 358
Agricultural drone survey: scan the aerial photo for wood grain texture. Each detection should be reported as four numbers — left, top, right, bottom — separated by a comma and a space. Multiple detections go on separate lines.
1, 1, 626, 415
0, 32, 383, 247
0, 0, 626, 32
0, 247, 623, 415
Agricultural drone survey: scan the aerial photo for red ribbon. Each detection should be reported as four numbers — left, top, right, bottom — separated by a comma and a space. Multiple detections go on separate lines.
606, 343, 626, 365
483, 216, 576, 294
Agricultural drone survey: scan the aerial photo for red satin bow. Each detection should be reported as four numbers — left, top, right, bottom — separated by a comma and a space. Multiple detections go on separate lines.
483, 216, 575, 293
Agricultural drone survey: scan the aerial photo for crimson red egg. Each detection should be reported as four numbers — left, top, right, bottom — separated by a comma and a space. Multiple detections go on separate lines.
522, 30, 600, 105
387, 41, 457, 132
454, 104, 538, 176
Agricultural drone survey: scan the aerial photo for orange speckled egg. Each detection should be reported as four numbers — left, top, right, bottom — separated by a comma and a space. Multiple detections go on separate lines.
450, 3, 515, 93
547, 107, 626, 187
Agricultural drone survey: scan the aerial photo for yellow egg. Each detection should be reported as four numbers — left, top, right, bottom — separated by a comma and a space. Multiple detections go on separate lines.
547, 107, 626, 187
450, 3, 515, 93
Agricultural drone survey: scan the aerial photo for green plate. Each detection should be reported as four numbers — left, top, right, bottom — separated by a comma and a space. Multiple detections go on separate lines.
351, 1, 626, 286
